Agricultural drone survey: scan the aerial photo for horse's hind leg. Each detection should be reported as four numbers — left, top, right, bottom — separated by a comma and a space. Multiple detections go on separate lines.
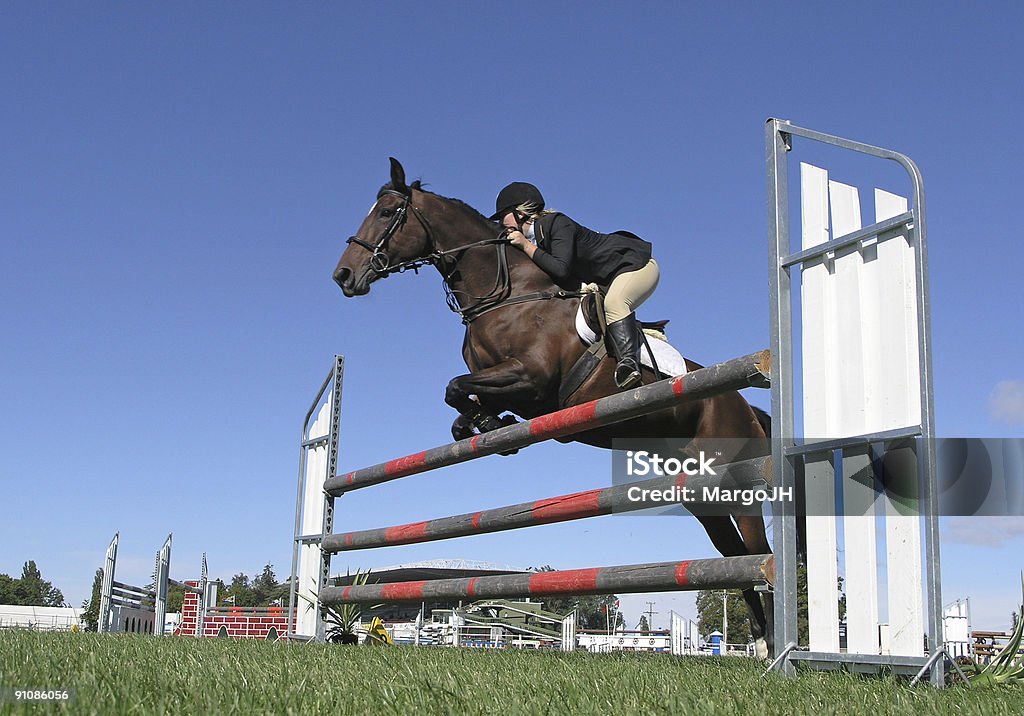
693, 513, 770, 658
735, 513, 773, 658
688, 397, 773, 658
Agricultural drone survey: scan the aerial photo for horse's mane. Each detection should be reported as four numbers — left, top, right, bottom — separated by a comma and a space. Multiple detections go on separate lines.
379, 181, 495, 228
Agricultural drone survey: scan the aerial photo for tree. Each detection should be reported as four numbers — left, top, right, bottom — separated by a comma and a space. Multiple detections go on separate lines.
544, 594, 624, 630
81, 568, 102, 632
252, 563, 280, 605
697, 563, 846, 645
167, 583, 185, 613
696, 589, 751, 643
13, 561, 65, 607
0, 574, 17, 603
223, 573, 258, 607
794, 565, 846, 644
638, 615, 650, 632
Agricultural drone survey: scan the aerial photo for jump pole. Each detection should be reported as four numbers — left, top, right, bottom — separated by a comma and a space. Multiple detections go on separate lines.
321, 555, 774, 605
322, 455, 771, 553
290, 351, 772, 641
324, 350, 770, 495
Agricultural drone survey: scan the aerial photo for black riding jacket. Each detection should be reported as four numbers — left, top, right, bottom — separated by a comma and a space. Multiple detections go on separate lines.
531, 212, 652, 290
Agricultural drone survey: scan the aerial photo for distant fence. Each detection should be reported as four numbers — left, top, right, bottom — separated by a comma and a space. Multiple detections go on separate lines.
0, 606, 83, 632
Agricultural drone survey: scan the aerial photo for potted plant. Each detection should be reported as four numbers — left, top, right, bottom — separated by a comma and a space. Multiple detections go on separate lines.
300, 569, 379, 645
962, 573, 1024, 687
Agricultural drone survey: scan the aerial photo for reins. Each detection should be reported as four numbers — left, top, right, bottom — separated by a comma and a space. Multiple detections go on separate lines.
348, 189, 583, 324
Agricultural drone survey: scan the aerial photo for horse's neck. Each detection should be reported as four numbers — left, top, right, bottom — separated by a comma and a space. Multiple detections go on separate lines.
427, 198, 556, 304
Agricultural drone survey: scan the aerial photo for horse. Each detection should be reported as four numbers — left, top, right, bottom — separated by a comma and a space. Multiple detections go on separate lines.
333, 158, 775, 656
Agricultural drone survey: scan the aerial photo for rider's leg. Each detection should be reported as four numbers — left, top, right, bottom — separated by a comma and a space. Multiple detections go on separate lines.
604, 259, 660, 389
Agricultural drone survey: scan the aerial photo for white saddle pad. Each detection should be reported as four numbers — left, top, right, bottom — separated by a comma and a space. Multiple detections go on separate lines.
575, 303, 688, 377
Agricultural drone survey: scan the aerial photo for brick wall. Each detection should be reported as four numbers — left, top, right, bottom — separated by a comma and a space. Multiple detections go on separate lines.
173, 581, 293, 639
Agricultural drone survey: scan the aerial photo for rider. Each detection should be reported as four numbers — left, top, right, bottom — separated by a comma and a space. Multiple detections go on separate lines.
491, 182, 660, 390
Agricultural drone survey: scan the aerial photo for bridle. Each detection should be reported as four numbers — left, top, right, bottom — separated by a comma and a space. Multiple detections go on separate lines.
346, 188, 581, 323
346, 188, 434, 275
347, 188, 505, 275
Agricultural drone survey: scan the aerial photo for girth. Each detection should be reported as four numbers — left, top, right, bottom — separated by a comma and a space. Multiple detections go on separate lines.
461, 288, 583, 323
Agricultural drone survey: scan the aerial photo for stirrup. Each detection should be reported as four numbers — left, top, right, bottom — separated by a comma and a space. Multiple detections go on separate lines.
614, 360, 642, 390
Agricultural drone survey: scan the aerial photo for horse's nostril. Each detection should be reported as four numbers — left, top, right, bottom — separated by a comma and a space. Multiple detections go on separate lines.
334, 267, 351, 287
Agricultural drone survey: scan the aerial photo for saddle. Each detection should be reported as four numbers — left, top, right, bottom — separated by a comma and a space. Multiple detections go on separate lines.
578, 292, 670, 340
558, 292, 672, 408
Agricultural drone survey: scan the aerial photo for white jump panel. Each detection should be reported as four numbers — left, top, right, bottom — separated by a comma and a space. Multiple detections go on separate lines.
98, 533, 118, 634
800, 163, 841, 653
296, 397, 333, 638
800, 164, 924, 657
828, 178, 883, 655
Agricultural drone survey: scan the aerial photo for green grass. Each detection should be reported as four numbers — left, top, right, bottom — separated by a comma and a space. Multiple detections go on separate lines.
1, 632, 1020, 715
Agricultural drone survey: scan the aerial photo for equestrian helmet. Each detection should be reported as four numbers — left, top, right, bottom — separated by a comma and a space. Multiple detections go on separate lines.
490, 182, 545, 220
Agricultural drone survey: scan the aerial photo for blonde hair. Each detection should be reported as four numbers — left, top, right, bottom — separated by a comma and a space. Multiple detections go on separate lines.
515, 201, 555, 222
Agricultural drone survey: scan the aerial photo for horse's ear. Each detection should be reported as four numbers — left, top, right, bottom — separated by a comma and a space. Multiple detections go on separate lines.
389, 157, 408, 194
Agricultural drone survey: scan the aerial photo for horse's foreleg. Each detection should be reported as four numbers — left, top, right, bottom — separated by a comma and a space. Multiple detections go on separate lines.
450, 414, 477, 441
444, 359, 536, 434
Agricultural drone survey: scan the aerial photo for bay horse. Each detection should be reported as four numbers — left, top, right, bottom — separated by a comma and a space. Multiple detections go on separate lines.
333, 159, 774, 656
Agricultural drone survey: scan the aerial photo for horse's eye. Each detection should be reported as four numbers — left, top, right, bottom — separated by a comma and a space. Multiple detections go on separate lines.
380, 208, 394, 218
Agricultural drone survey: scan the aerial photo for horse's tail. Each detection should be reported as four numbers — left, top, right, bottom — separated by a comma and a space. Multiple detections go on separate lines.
751, 404, 807, 563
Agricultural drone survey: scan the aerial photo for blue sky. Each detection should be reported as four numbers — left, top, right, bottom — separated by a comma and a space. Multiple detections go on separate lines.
2, 3, 1022, 633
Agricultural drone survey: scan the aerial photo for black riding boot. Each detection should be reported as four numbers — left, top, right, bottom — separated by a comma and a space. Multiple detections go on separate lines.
606, 315, 642, 390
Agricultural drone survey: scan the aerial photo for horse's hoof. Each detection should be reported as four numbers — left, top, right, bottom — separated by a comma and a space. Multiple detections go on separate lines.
472, 412, 505, 433
464, 413, 519, 452
451, 416, 477, 441
495, 415, 520, 455
754, 637, 769, 660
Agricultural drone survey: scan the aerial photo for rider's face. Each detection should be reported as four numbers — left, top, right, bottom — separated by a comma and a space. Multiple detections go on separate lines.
501, 211, 518, 231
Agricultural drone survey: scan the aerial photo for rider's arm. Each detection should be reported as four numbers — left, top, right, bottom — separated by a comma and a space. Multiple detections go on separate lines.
509, 232, 538, 259
530, 214, 574, 281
